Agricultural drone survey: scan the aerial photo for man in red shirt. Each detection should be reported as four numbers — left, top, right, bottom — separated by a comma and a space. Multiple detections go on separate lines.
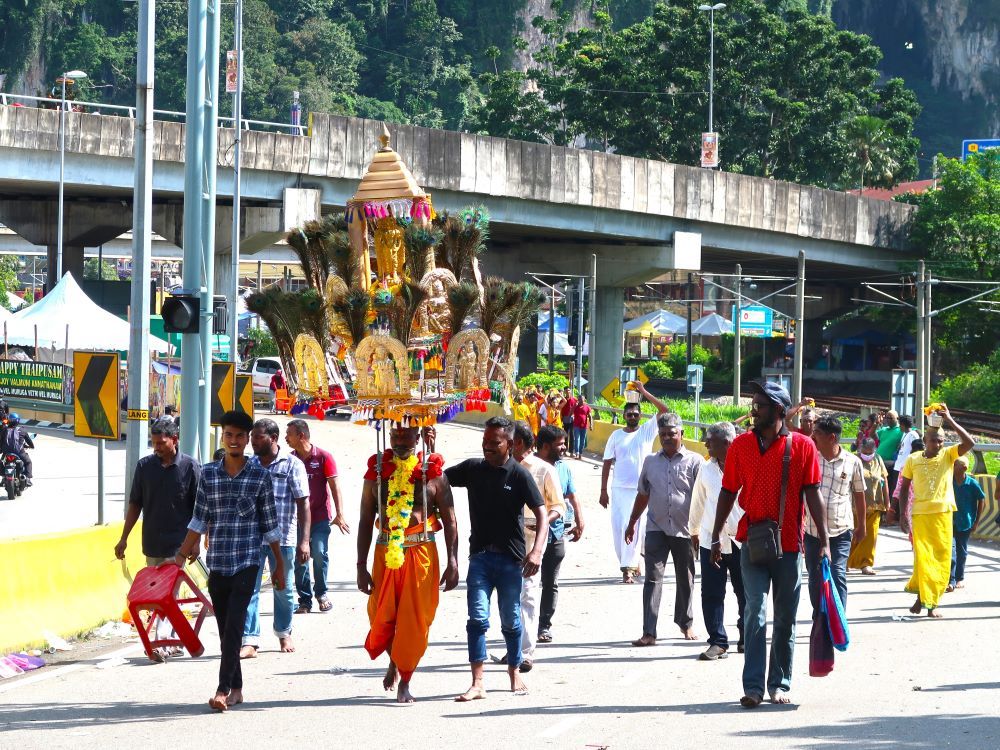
560, 387, 577, 433
286, 419, 350, 613
711, 381, 828, 709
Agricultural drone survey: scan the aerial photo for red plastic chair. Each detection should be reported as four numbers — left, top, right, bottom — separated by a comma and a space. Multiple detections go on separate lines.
127, 562, 214, 658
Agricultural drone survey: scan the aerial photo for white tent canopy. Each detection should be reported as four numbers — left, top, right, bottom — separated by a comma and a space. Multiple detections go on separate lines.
691, 312, 734, 336
623, 309, 687, 335
5, 273, 170, 354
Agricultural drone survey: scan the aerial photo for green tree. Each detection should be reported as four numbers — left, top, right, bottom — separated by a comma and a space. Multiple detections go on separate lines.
846, 115, 900, 192
0, 256, 21, 311
84, 258, 117, 280
477, 0, 921, 189
901, 150, 1000, 367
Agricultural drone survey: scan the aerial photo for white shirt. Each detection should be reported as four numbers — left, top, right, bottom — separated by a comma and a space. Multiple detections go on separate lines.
894, 429, 919, 471
603, 417, 658, 490
689, 458, 743, 554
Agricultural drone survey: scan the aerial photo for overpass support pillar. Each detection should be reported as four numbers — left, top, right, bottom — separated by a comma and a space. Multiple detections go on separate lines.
46, 244, 85, 286
593, 286, 625, 398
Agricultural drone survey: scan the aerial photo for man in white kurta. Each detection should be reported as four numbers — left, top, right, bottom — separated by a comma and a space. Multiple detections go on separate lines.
599, 381, 669, 583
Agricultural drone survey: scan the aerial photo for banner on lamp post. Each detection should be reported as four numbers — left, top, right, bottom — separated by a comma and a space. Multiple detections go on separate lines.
701, 132, 719, 168
225, 50, 239, 94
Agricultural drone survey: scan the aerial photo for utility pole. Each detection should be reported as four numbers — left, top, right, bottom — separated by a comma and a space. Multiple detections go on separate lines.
575, 276, 585, 394
587, 253, 597, 403
548, 282, 556, 372
733, 263, 741, 405
125, 0, 156, 497
180, 0, 221, 462
915, 261, 926, 430
792, 250, 806, 408
686, 272, 693, 366
228, 0, 244, 365
924, 268, 933, 405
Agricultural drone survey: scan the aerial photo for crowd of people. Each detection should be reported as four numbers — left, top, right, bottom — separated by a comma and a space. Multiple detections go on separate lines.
112, 379, 987, 711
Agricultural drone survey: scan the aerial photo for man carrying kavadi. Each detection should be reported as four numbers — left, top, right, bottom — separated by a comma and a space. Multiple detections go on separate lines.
357, 425, 459, 702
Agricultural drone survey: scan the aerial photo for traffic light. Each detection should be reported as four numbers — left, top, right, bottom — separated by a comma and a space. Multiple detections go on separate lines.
161, 293, 200, 333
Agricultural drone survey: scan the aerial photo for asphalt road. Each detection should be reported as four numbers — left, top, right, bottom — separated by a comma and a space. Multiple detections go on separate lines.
2, 416, 999, 749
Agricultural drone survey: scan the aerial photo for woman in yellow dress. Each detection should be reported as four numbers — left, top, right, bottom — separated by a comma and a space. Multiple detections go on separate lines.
511, 392, 532, 425
847, 437, 889, 574
896, 405, 974, 618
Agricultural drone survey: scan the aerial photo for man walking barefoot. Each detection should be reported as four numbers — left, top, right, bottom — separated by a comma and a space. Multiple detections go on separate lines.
174, 410, 282, 712
445, 417, 547, 701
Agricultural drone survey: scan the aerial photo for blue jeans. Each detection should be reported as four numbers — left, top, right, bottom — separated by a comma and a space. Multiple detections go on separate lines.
572, 426, 588, 455
243, 544, 296, 646
950, 528, 972, 585
466, 550, 523, 665
700, 545, 746, 649
295, 519, 331, 608
741, 544, 801, 699
804, 531, 852, 618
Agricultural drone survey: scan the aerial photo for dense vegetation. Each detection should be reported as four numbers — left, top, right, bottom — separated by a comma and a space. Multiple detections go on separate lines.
1, 0, 920, 189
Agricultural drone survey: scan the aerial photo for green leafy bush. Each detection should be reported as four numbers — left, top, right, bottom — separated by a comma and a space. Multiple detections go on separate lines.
640, 360, 672, 379
932, 350, 1000, 413
517, 372, 570, 392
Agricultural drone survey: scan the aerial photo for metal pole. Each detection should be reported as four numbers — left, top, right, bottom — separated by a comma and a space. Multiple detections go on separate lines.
197, 0, 222, 463
708, 8, 715, 134
924, 270, 933, 404
255, 260, 262, 329
57, 75, 67, 286
548, 282, 556, 373
97, 438, 105, 525
228, 0, 244, 366
915, 261, 926, 431
587, 253, 597, 403
179, 0, 209, 460
576, 276, 584, 393
733, 263, 741, 405
686, 271, 693, 366
125, 0, 156, 498
792, 250, 806, 408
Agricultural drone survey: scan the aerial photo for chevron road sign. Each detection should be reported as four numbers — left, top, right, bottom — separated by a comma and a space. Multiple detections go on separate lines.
235, 373, 254, 418
211, 361, 236, 427
73, 352, 120, 440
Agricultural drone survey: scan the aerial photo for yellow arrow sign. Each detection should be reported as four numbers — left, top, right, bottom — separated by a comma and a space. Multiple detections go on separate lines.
600, 377, 625, 408
73, 351, 121, 440
235, 374, 254, 419
210, 361, 236, 427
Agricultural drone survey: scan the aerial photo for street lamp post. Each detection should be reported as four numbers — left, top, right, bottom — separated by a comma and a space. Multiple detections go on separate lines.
57, 69, 87, 286
698, 4, 725, 136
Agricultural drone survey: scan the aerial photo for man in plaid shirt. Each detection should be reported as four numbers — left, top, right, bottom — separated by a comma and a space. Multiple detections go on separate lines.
175, 410, 283, 712
240, 418, 310, 658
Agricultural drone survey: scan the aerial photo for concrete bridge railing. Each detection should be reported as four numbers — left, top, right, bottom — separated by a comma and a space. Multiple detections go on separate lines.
0, 104, 913, 251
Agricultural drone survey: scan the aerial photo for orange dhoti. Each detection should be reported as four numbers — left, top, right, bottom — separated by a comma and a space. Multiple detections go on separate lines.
365, 540, 440, 682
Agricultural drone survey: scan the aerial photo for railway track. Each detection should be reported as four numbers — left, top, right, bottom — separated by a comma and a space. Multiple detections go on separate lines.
812, 396, 1000, 441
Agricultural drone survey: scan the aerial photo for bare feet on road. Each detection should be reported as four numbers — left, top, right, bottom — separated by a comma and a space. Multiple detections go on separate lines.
208, 692, 228, 712
909, 598, 922, 615
397, 681, 415, 704
455, 684, 487, 702
226, 689, 243, 707
239, 645, 257, 659
279, 636, 295, 652
509, 668, 528, 696
681, 627, 698, 641
383, 662, 398, 691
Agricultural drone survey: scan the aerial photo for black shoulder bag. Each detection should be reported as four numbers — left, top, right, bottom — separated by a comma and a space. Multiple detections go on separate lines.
745, 436, 792, 565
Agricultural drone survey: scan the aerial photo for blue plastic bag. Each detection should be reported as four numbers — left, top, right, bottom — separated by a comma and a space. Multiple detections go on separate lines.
820, 556, 850, 651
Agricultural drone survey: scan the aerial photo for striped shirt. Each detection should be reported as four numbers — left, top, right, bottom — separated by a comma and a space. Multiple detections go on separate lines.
249, 449, 309, 547
806, 449, 866, 538
188, 459, 280, 576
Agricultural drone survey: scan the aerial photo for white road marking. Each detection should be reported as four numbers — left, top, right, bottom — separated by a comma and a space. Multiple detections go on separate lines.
540, 716, 584, 738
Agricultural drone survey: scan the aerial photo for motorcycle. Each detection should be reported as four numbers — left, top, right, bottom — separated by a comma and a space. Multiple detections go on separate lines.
3, 452, 26, 500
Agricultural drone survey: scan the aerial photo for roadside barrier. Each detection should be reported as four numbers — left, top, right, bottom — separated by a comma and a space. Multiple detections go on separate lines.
0, 521, 146, 653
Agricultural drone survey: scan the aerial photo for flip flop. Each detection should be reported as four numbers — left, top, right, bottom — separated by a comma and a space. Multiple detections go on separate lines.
318, 596, 333, 612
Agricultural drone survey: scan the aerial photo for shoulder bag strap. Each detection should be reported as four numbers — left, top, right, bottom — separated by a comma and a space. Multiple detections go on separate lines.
777, 435, 792, 531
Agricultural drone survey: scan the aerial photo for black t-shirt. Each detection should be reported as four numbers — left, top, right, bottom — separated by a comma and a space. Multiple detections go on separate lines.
129, 452, 201, 558
445, 456, 544, 561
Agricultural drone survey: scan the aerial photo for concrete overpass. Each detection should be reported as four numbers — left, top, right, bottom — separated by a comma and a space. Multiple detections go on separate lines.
0, 104, 917, 388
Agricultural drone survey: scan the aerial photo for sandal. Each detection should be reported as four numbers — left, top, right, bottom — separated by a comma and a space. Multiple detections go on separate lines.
318, 596, 333, 612
537, 630, 553, 643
